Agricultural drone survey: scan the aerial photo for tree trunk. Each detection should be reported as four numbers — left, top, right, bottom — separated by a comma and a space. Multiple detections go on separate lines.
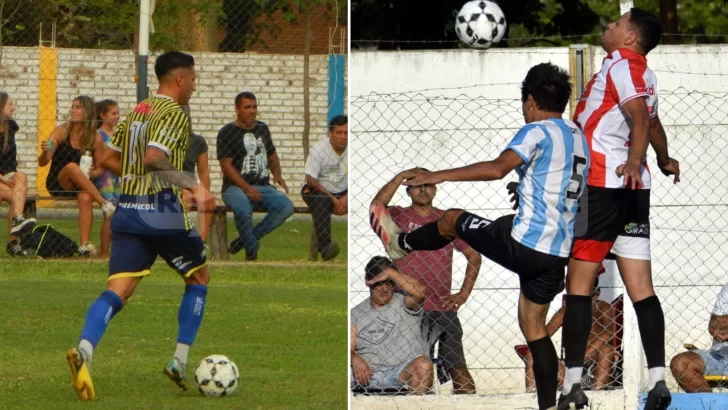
303, 4, 317, 260
302, 5, 311, 163
659, 0, 679, 44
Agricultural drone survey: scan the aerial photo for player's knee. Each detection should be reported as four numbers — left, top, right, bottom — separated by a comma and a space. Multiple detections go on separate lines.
186, 266, 210, 286
671, 352, 701, 376
13, 171, 26, 183
106, 278, 139, 305
77, 192, 93, 205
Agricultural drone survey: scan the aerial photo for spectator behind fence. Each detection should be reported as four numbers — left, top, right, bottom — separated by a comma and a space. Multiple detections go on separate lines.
217, 91, 294, 261
301, 114, 348, 261
38, 95, 116, 257
525, 276, 616, 392
371, 167, 482, 394
351, 256, 433, 395
0, 92, 36, 256
180, 105, 212, 242
94, 99, 121, 258
670, 283, 728, 392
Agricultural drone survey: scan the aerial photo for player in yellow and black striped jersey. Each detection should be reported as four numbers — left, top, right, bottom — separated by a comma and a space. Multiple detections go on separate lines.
110, 96, 190, 198
65, 51, 216, 402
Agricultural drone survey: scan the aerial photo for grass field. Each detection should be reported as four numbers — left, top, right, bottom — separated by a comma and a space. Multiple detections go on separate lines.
0, 220, 347, 409
0, 218, 347, 262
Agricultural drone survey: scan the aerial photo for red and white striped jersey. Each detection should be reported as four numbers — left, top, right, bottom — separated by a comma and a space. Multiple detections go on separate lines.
573, 48, 658, 189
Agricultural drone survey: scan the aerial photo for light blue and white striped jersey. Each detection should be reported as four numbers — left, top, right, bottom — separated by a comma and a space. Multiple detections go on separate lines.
504, 118, 590, 257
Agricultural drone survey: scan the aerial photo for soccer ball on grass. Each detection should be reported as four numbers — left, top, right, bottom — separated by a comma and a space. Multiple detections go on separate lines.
194, 354, 239, 397
455, 0, 507, 49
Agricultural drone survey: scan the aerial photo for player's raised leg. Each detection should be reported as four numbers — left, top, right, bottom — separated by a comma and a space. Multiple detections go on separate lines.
160, 229, 209, 391
369, 203, 464, 260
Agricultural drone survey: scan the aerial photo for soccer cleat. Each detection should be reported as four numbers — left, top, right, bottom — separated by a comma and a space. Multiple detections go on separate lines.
77, 243, 97, 257
10, 214, 36, 237
6, 240, 27, 257
102, 201, 116, 218
644, 381, 671, 409
164, 358, 189, 391
66, 348, 95, 401
557, 383, 589, 410
369, 202, 408, 260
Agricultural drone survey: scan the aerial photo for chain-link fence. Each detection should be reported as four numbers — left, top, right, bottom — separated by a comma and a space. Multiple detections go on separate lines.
349, 49, 728, 408
0, 0, 347, 261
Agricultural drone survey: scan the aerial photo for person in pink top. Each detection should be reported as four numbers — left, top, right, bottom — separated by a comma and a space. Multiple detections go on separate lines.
372, 167, 482, 394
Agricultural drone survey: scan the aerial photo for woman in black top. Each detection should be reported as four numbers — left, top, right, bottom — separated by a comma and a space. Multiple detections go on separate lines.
0, 92, 37, 256
38, 95, 115, 257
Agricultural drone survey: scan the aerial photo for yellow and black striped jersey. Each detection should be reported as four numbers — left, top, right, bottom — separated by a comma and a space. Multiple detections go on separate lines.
108, 95, 190, 197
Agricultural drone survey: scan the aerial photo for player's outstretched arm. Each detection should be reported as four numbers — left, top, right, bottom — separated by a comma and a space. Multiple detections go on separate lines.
649, 116, 680, 183
371, 168, 424, 207
404, 151, 523, 186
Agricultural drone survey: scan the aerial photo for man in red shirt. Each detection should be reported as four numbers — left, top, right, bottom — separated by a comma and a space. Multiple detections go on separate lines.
558, 8, 680, 410
372, 168, 482, 394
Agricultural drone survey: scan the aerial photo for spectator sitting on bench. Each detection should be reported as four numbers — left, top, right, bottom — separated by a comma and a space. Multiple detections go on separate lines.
301, 114, 348, 261
180, 105, 212, 242
94, 99, 121, 258
216, 92, 294, 261
38, 95, 116, 257
0, 92, 36, 256
525, 276, 615, 391
670, 282, 728, 392
351, 256, 433, 395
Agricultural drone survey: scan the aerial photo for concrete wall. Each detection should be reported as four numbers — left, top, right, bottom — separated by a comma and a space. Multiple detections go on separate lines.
349, 45, 728, 396
4, 46, 346, 207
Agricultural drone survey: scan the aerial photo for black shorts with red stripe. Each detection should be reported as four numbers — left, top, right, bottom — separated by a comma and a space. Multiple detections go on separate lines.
571, 186, 651, 262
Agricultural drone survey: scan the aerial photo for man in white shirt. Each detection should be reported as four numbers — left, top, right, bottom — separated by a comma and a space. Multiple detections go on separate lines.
670, 283, 728, 392
301, 115, 347, 260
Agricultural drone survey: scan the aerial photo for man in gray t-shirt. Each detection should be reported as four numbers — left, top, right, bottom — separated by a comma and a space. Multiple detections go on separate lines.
351, 256, 433, 394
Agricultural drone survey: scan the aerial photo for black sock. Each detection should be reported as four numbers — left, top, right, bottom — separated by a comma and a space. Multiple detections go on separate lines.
634, 295, 665, 368
528, 336, 559, 410
562, 295, 593, 369
398, 221, 451, 251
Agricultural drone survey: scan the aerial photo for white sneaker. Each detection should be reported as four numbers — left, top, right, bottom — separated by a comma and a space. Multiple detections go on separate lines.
78, 243, 97, 257
102, 201, 116, 218
369, 202, 408, 260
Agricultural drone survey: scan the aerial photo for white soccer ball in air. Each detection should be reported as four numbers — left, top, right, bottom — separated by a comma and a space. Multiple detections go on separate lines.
455, 0, 507, 49
194, 354, 240, 397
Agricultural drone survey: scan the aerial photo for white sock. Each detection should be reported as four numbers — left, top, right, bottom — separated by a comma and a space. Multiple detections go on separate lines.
647, 367, 665, 391
78, 339, 94, 363
174, 343, 190, 365
562, 367, 583, 395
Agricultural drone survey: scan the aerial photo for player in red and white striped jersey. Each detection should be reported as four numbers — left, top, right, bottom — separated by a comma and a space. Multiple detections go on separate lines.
558, 8, 680, 410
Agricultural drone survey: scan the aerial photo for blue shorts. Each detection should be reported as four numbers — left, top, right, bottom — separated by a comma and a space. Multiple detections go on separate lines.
108, 229, 206, 280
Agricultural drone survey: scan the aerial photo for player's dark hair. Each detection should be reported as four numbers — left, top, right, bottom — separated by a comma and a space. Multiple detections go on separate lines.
154, 51, 195, 79
329, 114, 347, 131
521, 63, 571, 114
235, 91, 257, 106
365, 256, 396, 281
629, 8, 662, 54
95, 99, 117, 129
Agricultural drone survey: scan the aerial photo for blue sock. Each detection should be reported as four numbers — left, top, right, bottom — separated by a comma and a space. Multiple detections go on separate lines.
79, 290, 124, 348
177, 284, 207, 346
